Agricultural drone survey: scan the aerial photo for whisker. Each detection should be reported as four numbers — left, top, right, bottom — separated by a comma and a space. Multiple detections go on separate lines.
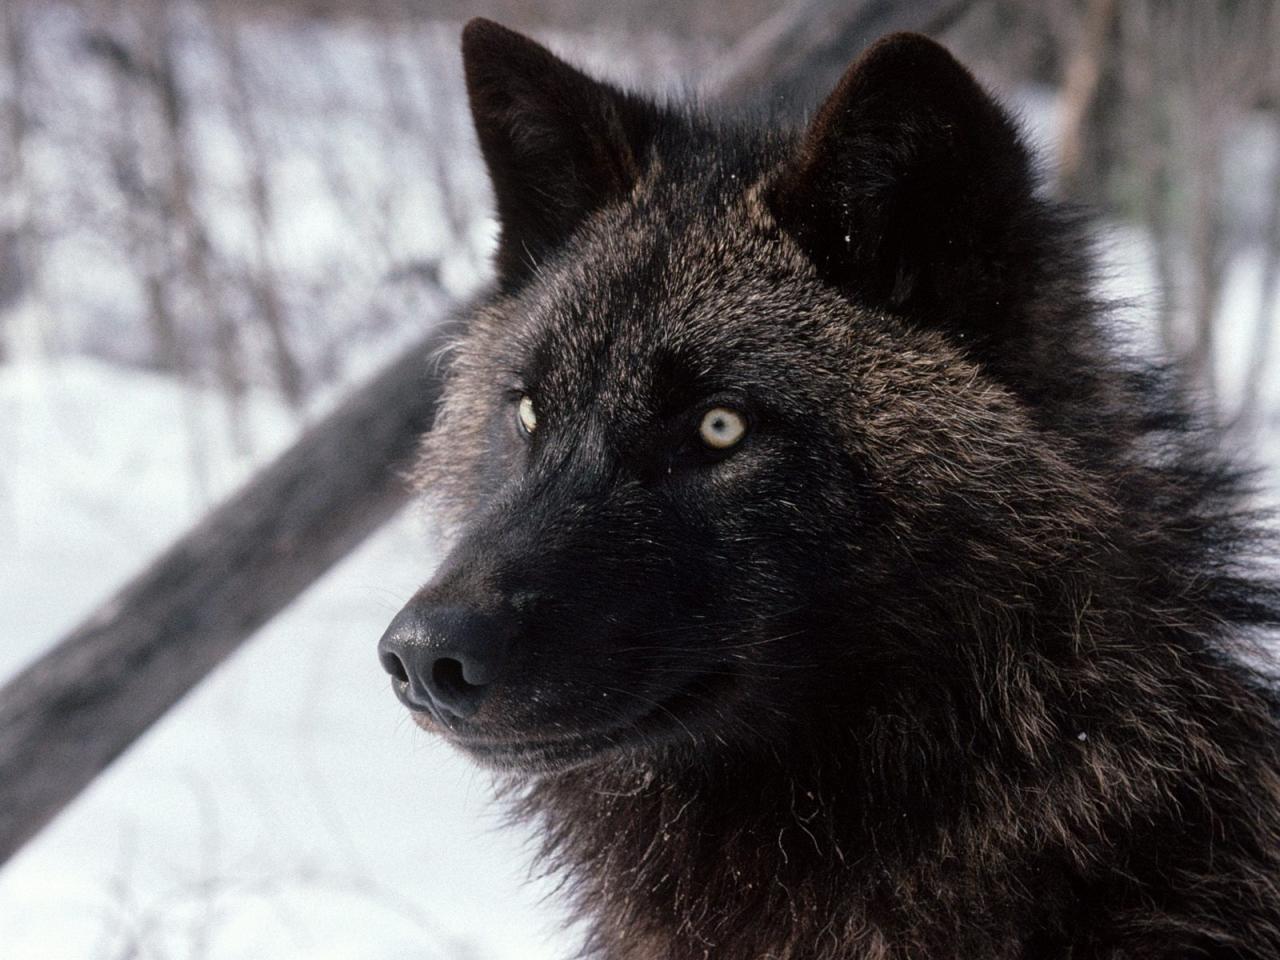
610, 628, 811, 666
609, 604, 809, 642
601, 684, 699, 749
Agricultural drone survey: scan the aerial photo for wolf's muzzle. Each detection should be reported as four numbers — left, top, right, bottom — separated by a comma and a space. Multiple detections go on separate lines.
377, 600, 515, 721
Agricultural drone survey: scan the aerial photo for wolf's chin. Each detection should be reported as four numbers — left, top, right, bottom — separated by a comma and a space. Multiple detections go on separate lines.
442, 703, 688, 775
427, 685, 726, 774
455, 733, 627, 775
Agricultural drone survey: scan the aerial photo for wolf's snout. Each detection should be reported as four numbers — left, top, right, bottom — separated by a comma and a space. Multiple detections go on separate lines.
377, 601, 515, 720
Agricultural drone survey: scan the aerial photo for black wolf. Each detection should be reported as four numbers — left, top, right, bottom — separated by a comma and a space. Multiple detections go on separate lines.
378, 19, 1280, 959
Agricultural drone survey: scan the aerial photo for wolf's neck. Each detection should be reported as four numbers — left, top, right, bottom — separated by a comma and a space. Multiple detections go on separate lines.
510, 617, 1280, 960
513, 736, 1072, 958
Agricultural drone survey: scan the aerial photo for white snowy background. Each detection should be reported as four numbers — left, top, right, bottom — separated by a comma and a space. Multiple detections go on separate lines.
1, 4, 1278, 959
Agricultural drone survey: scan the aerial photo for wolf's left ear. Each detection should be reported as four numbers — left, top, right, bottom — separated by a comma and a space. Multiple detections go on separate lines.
462, 19, 662, 290
767, 33, 1037, 336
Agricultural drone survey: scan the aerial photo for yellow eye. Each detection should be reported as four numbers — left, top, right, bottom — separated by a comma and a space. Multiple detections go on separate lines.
517, 394, 538, 435
698, 406, 746, 450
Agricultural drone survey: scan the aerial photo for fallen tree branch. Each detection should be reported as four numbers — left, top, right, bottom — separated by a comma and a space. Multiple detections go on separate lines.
0, 0, 971, 867
0, 313, 459, 864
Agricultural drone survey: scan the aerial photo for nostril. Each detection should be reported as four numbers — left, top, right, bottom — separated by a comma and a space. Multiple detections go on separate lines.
379, 601, 511, 718
380, 650, 409, 685
433, 656, 484, 697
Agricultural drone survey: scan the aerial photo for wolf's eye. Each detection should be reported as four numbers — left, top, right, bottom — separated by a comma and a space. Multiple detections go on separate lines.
698, 406, 747, 450
517, 394, 538, 435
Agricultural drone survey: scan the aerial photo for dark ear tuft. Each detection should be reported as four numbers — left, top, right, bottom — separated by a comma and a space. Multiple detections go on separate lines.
461, 18, 662, 290
768, 32, 1037, 336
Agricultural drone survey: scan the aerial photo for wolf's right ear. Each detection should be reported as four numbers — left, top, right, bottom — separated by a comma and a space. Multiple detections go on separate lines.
767, 33, 1038, 339
461, 19, 662, 290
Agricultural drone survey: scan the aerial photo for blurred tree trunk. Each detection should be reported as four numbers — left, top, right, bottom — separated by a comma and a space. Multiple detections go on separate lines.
704, 0, 973, 110
1185, 106, 1227, 404
1238, 110, 1280, 434
1178, 0, 1271, 409
0, 0, 30, 362
0, 309, 459, 866
1119, 0, 1181, 362
149, 1, 251, 452
1056, 0, 1120, 203
92, 1, 213, 498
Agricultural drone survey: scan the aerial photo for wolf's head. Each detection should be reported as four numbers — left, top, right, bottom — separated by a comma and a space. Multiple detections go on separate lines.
379, 20, 1122, 776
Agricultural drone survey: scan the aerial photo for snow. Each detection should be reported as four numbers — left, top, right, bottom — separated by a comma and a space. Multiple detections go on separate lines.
0, 357, 579, 959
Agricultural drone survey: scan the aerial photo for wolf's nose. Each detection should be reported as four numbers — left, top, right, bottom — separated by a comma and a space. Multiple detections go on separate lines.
377, 601, 514, 720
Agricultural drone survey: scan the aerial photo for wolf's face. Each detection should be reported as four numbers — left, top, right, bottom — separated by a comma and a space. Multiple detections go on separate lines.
380, 22, 1109, 774
398, 199, 877, 772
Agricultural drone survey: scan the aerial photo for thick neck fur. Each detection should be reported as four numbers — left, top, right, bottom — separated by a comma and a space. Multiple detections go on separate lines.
512, 595, 1280, 959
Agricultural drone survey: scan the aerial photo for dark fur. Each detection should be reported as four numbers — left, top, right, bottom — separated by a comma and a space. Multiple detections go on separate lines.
397, 20, 1280, 959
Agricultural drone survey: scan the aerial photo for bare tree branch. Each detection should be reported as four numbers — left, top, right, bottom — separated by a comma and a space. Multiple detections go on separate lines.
93, 0, 212, 498
1238, 116, 1280, 433
702, 0, 974, 110
1056, 0, 1118, 199
0, 0, 33, 361
213, 7, 306, 410
0, 309, 460, 866
149, 1, 251, 452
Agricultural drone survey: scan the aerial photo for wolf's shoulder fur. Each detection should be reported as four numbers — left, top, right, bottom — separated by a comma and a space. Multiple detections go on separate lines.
384, 19, 1280, 959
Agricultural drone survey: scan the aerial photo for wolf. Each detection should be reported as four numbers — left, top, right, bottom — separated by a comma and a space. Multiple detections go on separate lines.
377, 18, 1280, 959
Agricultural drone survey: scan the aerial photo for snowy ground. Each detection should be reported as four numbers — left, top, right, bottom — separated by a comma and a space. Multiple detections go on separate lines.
0, 359, 579, 959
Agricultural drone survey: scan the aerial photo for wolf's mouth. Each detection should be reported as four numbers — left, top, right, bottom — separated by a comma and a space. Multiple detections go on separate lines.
453, 730, 625, 773
399, 673, 726, 774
